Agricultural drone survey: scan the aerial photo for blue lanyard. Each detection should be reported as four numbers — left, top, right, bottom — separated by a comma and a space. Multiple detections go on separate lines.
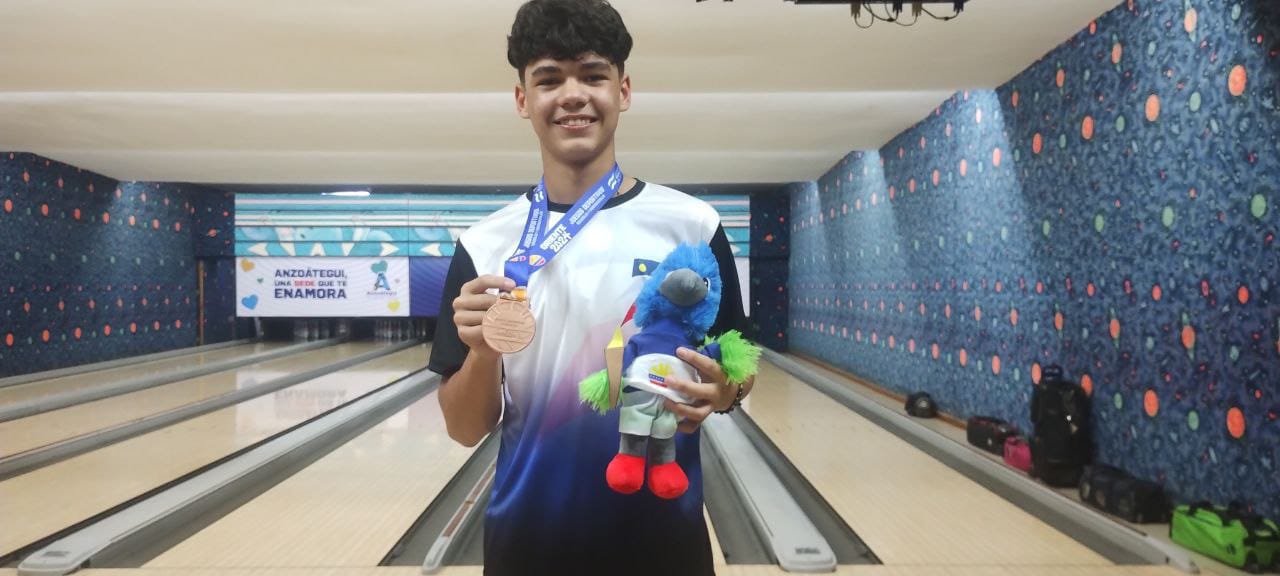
504, 164, 623, 289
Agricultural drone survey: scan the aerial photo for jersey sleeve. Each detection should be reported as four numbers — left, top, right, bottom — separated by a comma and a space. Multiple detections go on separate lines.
428, 240, 479, 378
708, 224, 749, 338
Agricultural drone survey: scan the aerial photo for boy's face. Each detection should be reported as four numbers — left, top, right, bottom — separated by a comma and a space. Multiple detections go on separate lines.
515, 53, 632, 168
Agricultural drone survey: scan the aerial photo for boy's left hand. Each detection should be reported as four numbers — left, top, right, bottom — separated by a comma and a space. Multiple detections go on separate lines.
663, 347, 753, 433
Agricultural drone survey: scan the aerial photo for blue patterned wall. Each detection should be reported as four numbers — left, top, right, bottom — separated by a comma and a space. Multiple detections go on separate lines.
194, 188, 235, 258
750, 188, 793, 350
0, 152, 237, 377
193, 188, 242, 343
790, 0, 1279, 517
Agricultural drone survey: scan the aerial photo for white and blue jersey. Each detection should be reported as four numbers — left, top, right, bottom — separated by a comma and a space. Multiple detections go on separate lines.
429, 181, 747, 576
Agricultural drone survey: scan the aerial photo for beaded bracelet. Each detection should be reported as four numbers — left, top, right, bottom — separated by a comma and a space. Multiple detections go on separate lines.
714, 383, 747, 415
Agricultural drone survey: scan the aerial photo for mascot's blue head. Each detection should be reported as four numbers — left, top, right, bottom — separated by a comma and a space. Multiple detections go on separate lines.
633, 243, 722, 342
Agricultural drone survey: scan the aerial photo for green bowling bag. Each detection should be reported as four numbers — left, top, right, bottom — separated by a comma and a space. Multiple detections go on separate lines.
1170, 502, 1280, 573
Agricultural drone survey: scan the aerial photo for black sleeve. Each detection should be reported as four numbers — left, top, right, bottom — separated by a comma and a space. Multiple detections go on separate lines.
428, 241, 479, 378
708, 224, 750, 337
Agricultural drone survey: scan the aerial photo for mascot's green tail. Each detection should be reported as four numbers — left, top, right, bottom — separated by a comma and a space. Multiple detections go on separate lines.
578, 369, 613, 414
713, 330, 762, 384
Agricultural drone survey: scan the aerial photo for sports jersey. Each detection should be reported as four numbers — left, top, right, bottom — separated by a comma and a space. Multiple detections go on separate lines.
429, 180, 746, 576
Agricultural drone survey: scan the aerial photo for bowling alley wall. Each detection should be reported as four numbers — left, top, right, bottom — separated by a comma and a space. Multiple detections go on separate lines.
788, 0, 1279, 517
0, 152, 237, 377
0, 155, 759, 378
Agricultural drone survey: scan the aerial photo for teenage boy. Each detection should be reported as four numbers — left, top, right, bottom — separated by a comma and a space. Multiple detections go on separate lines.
430, 1, 752, 573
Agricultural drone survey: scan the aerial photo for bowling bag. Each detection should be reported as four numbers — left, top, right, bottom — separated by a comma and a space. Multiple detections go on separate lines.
1029, 365, 1092, 486
966, 416, 1018, 456
1002, 436, 1033, 473
1170, 502, 1280, 573
905, 391, 938, 418
1030, 434, 1087, 487
1030, 365, 1093, 436
1077, 464, 1170, 524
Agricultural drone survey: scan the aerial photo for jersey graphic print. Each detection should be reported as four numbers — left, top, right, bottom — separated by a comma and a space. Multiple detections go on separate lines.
429, 182, 745, 575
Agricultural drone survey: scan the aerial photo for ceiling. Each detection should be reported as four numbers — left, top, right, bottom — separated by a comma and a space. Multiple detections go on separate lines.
0, 0, 1122, 186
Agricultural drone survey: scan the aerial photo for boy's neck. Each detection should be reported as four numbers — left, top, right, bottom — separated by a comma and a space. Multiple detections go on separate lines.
540, 149, 634, 205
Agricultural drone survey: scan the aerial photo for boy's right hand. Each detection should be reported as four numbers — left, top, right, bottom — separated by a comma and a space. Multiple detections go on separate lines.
453, 275, 517, 359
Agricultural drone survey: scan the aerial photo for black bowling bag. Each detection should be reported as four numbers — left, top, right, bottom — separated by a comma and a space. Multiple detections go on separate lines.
1078, 464, 1170, 524
1030, 365, 1092, 486
966, 416, 1019, 456
905, 391, 938, 418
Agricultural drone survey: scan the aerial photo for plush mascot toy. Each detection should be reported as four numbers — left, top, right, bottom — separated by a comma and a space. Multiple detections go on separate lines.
579, 243, 760, 499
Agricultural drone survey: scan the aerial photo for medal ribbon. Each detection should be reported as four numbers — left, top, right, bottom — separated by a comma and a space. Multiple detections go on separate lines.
504, 163, 623, 290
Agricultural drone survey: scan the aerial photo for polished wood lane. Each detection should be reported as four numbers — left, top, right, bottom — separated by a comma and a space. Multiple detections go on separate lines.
0, 564, 1187, 576
742, 360, 1109, 567
146, 387, 474, 568
0, 344, 429, 558
0, 343, 362, 457
0, 342, 286, 407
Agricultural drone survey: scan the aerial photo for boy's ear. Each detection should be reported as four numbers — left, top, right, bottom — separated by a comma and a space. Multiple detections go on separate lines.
619, 73, 632, 113
515, 82, 531, 119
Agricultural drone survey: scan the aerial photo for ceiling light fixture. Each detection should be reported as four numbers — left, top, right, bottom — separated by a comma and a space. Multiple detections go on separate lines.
322, 190, 371, 197
697, 1, 967, 28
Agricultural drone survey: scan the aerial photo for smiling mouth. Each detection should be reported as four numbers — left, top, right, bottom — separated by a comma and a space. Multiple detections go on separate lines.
554, 117, 597, 129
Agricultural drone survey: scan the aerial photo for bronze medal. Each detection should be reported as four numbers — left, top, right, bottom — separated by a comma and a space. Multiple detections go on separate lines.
482, 295, 536, 354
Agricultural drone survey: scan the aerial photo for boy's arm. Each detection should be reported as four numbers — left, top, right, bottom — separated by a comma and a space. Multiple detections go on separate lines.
439, 346, 503, 447
708, 224, 754, 398
429, 242, 510, 446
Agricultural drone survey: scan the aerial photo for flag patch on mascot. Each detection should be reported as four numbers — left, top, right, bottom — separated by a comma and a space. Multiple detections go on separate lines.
649, 362, 673, 388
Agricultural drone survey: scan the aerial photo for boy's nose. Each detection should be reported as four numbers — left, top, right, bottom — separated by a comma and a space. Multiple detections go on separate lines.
559, 81, 589, 108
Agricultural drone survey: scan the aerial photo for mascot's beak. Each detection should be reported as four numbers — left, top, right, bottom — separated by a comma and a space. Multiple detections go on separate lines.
660, 269, 708, 307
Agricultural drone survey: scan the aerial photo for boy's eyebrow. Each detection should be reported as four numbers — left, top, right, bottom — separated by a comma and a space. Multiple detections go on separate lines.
530, 59, 611, 78
529, 64, 562, 77
578, 60, 611, 71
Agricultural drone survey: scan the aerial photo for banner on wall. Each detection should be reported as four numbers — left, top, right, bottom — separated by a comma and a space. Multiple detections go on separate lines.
236, 257, 410, 317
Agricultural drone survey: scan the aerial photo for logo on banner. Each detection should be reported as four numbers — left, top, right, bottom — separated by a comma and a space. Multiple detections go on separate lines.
370, 260, 393, 293
528, 254, 547, 267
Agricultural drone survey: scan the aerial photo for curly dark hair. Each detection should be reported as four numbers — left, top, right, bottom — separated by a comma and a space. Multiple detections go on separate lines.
507, 0, 634, 82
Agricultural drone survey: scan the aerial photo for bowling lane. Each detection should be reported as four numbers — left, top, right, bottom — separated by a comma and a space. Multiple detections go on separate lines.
743, 360, 1111, 568
143, 390, 730, 569
0, 342, 359, 457
0, 341, 291, 407
146, 387, 474, 568
0, 566, 1192, 576
0, 343, 429, 558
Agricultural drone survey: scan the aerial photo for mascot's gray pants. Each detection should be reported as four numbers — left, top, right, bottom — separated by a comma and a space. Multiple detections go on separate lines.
618, 390, 677, 464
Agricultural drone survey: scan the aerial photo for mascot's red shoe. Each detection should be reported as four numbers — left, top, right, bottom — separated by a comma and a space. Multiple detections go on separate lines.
647, 461, 688, 499
605, 453, 646, 494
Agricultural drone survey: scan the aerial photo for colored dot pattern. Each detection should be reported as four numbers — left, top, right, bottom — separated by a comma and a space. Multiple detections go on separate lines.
0, 153, 236, 376
1227, 407, 1246, 439
751, 188, 793, 351
787, 1, 1279, 519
